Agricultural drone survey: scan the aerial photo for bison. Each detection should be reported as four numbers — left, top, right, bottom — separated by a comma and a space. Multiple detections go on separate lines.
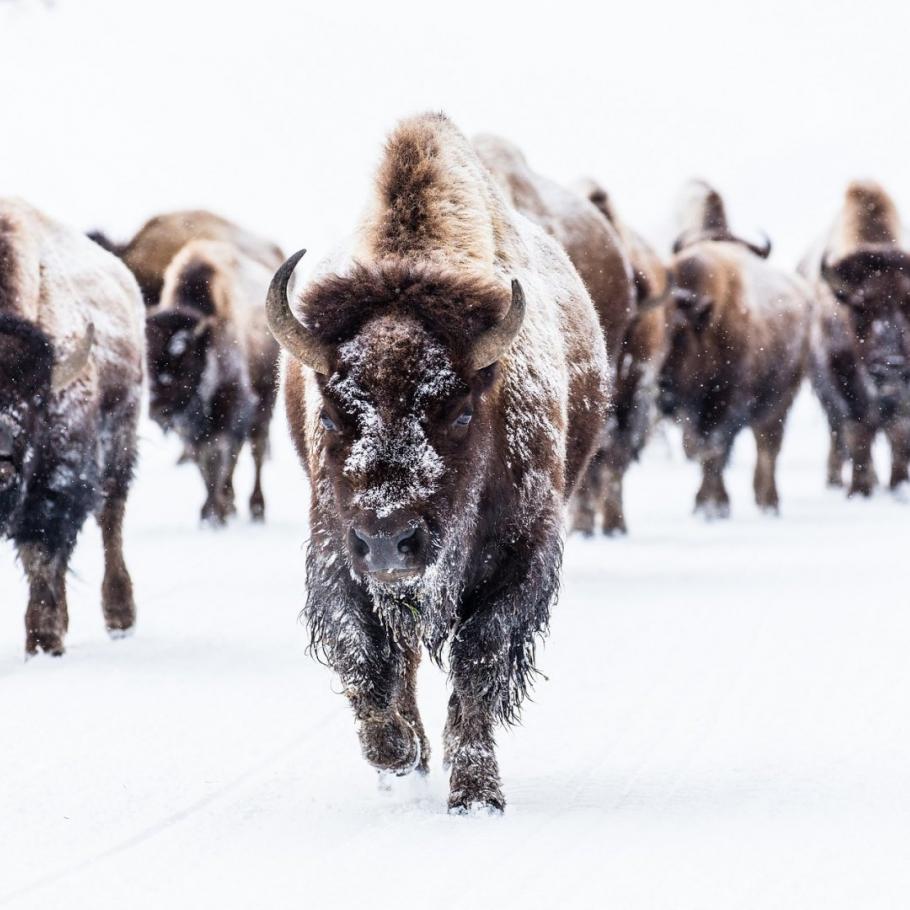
267, 113, 610, 814
800, 181, 910, 496
145, 238, 281, 524
90, 210, 283, 309
572, 176, 673, 533
0, 198, 144, 655
655, 181, 810, 517
475, 137, 668, 535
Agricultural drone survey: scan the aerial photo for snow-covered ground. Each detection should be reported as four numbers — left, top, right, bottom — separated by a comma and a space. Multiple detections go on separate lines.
2, 388, 909, 909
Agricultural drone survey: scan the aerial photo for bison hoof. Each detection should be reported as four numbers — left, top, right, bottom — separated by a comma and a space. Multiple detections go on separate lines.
249, 498, 265, 522
694, 500, 730, 521
602, 521, 627, 537
26, 632, 65, 658
107, 624, 136, 641
358, 713, 421, 776
448, 790, 505, 816
847, 482, 874, 498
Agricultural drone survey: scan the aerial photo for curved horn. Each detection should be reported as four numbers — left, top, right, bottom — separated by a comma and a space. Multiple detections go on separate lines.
471, 279, 526, 371
51, 323, 94, 392
265, 249, 332, 375
743, 231, 772, 259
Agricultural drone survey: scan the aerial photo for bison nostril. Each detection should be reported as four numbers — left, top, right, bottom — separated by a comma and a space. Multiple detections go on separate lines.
350, 527, 370, 558
396, 526, 421, 556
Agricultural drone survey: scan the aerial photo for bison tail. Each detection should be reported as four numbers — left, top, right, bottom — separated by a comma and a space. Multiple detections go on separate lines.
87, 230, 124, 257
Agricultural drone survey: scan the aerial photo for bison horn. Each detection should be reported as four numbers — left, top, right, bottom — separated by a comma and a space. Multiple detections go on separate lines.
744, 231, 772, 259
471, 279, 526, 370
51, 323, 94, 392
265, 249, 332, 375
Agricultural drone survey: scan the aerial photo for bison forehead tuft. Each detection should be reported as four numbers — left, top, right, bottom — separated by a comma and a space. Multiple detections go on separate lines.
326, 316, 461, 518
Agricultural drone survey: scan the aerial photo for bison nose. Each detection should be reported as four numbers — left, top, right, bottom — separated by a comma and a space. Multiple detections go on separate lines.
349, 522, 428, 580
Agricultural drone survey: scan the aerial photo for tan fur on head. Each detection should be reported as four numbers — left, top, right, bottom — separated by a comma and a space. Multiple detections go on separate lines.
841, 180, 902, 249
358, 114, 507, 273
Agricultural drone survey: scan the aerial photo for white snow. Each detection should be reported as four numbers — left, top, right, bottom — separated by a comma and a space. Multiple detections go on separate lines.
2, 390, 909, 909
3, 0, 910, 906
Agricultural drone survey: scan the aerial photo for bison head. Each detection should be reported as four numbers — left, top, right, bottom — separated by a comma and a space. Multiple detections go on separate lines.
0, 315, 93, 530
268, 251, 524, 590
145, 310, 213, 429
821, 249, 910, 417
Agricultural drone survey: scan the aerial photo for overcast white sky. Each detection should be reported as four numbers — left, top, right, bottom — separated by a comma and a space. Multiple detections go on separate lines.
1, 0, 909, 267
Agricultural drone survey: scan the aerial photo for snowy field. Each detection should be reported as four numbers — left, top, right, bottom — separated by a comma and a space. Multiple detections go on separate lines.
2, 388, 909, 909
3, 0, 910, 906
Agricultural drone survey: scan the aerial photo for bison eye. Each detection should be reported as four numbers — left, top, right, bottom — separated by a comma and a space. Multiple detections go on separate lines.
320, 412, 338, 432
453, 409, 473, 428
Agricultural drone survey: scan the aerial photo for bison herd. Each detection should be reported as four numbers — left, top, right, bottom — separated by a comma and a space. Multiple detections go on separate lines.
2, 112, 908, 814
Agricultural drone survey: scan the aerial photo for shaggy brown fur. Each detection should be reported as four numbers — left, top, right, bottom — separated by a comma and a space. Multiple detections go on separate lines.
91, 210, 283, 308
147, 239, 280, 523
473, 135, 635, 360
568, 178, 672, 532
0, 197, 144, 656
801, 181, 910, 495
659, 205, 810, 517
281, 113, 609, 814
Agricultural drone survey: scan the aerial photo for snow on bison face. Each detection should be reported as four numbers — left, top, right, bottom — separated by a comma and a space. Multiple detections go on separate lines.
317, 313, 497, 585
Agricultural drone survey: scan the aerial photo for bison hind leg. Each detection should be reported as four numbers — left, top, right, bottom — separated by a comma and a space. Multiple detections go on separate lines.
248, 432, 268, 522
97, 495, 136, 637
20, 544, 70, 657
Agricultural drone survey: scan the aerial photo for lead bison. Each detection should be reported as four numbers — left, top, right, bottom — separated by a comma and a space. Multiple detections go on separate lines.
800, 181, 910, 495
656, 181, 810, 517
267, 113, 610, 813
145, 238, 281, 524
0, 198, 144, 655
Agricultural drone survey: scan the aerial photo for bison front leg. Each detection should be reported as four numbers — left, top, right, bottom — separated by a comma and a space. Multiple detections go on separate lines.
20, 543, 71, 657
826, 423, 847, 488
752, 419, 785, 514
248, 431, 268, 522
97, 495, 136, 637
694, 448, 731, 519
886, 421, 910, 492
445, 525, 561, 815
845, 421, 877, 497
570, 448, 604, 536
197, 437, 234, 525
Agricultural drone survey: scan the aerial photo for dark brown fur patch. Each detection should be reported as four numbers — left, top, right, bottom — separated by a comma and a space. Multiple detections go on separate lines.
299, 261, 512, 366
175, 260, 216, 315
0, 314, 54, 400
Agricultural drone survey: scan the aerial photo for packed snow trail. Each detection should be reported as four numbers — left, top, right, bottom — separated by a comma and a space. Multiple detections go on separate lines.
2, 389, 909, 909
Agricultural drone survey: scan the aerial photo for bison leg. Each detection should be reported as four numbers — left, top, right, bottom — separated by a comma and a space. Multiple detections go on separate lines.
885, 421, 910, 491
97, 495, 136, 637
845, 421, 877, 497
249, 431, 268, 522
197, 437, 234, 525
826, 423, 847, 488
445, 523, 561, 815
570, 448, 603, 536
20, 543, 70, 657
394, 648, 430, 775
600, 466, 627, 535
752, 419, 785, 514
694, 450, 731, 519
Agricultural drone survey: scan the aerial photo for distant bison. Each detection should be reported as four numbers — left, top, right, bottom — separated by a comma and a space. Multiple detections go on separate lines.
146, 238, 281, 524
268, 113, 610, 813
0, 198, 144, 655
800, 181, 910, 495
656, 181, 810, 517
474, 137, 659, 534
90, 210, 283, 309
572, 176, 672, 533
